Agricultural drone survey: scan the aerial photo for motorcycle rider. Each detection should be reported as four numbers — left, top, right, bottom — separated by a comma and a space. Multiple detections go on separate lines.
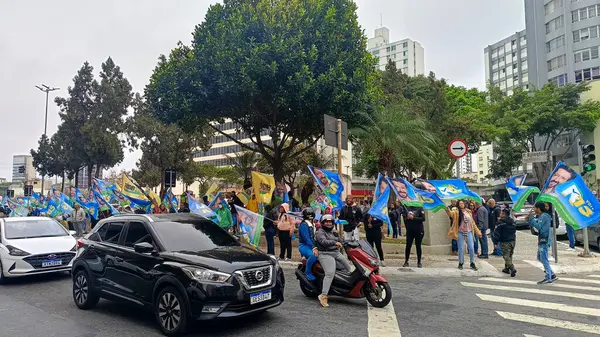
315, 214, 352, 307
298, 207, 318, 281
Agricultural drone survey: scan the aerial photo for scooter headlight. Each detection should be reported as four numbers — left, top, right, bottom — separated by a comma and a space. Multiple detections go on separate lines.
368, 258, 379, 267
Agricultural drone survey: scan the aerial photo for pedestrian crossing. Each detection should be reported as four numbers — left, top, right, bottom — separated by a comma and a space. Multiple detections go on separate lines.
461, 275, 600, 336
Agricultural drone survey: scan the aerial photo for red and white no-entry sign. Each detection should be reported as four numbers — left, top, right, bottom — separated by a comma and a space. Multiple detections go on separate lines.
448, 139, 468, 159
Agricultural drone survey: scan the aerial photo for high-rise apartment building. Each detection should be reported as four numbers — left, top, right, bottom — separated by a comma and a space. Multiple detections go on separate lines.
367, 27, 425, 76
484, 30, 529, 95
525, 0, 600, 88
452, 154, 474, 177
12, 155, 35, 183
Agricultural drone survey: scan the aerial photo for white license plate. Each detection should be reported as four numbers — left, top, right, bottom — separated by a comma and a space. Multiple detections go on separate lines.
41, 260, 62, 267
250, 290, 272, 305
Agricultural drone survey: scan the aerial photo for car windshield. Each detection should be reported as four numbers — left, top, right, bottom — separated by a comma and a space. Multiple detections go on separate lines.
4, 219, 69, 239
152, 220, 240, 252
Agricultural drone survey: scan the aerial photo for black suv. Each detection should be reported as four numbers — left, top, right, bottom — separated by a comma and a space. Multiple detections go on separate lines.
71, 213, 284, 336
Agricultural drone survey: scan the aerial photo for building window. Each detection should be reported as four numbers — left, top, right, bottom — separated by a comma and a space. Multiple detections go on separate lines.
521, 60, 528, 70
391, 45, 396, 51
545, 0, 563, 15
403, 42, 408, 48
574, 66, 600, 82
572, 4, 599, 23
547, 54, 566, 72
546, 16, 564, 34
546, 35, 565, 53
573, 25, 600, 42
574, 46, 600, 63
549, 73, 568, 86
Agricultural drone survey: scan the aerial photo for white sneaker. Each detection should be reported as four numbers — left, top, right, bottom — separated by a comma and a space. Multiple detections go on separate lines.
565, 247, 576, 251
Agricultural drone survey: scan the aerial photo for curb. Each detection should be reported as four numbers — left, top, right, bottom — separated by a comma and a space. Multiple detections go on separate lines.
523, 259, 600, 275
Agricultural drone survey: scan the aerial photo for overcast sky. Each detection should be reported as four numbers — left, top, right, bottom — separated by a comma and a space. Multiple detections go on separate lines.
0, 0, 525, 180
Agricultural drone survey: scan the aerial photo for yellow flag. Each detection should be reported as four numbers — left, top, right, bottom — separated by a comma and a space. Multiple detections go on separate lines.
145, 188, 161, 205
205, 182, 219, 200
252, 171, 275, 204
121, 174, 149, 202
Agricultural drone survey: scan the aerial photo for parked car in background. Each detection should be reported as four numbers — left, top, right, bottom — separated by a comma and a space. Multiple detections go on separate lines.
575, 223, 600, 249
512, 205, 533, 229
530, 213, 567, 237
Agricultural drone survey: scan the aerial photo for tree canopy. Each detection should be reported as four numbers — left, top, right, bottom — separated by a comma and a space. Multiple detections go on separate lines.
146, 0, 380, 182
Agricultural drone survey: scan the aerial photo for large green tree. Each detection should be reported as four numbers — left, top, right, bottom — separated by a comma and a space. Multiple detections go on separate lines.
490, 83, 600, 184
146, 0, 379, 182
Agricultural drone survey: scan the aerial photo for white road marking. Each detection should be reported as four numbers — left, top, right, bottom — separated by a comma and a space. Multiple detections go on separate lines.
477, 293, 600, 317
368, 302, 401, 337
560, 277, 600, 285
477, 277, 600, 292
461, 282, 600, 301
589, 275, 600, 278
523, 335, 542, 337
497, 311, 600, 335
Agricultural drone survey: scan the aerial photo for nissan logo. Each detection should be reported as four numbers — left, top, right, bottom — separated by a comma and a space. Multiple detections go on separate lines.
47, 254, 57, 259
255, 270, 264, 282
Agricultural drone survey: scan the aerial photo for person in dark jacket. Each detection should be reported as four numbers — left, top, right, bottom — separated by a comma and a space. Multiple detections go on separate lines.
494, 208, 517, 277
401, 205, 425, 268
339, 197, 363, 241
388, 203, 398, 238
298, 207, 317, 280
263, 205, 277, 256
476, 202, 489, 258
487, 199, 502, 256
364, 213, 385, 266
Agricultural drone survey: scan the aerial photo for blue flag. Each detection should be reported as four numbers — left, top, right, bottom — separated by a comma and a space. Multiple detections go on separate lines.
307, 166, 344, 212
72, 187, 99, 219
188, 193, 219, 224
374, 173, 388, 200
92, 190, 119, 215
386, 177, 421, 207
424, 179, 481, 202
537, 161, 600, 230
506, 174, 540, 212
368, 185, 391, 230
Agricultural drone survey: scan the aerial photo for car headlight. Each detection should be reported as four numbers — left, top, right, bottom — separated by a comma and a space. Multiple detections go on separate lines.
6, 245, 30, 256
70, 244, 77, 252
182, 266, 231, 283
269, 255, 280, 269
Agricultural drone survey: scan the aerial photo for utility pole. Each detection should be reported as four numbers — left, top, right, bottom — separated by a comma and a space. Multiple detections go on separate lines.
547, 150, 558, 263
337, 119, 343, 178
35, 84, 59, 196
577, 137, 594, 257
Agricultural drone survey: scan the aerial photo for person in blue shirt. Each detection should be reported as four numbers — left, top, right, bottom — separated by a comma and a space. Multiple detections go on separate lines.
528, 201, 556, 284
298, 207, 317, 281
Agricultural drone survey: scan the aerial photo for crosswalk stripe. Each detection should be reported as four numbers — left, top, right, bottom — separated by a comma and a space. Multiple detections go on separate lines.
560, 277, 600, 285
477, 277, 600, 293
461, 282, 600, 301
368, 302, 401, 337
523, 335, 542, 337
477, 294, 600, 317
589, 275, 600, 278
497, 311, 600, 334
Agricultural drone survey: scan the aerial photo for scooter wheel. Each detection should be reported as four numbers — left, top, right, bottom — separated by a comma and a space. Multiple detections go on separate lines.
365, 281, 392, 308
299, 281, 318, 298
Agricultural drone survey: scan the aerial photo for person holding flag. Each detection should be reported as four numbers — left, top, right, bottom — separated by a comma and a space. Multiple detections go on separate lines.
446, 200, 482, 271
528, 202, 556, 284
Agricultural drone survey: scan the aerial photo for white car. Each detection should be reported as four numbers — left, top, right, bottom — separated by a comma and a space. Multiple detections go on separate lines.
0, 217, 77, 283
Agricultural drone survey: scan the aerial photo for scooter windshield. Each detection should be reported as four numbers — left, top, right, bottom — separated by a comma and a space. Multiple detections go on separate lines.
357, 239, 378, 259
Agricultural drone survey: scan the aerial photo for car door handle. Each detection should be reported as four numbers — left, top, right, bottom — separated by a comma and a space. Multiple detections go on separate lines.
115, 257, 124, 263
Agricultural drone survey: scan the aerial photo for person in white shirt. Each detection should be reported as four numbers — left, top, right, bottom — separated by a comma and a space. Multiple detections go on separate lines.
72, 204, 86, 237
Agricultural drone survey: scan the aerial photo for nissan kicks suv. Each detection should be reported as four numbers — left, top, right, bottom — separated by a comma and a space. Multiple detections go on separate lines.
71, 213, 284, 336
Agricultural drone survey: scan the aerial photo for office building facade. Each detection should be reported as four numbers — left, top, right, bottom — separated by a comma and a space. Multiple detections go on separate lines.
12, 155, 34, 183
525, 0, 600, 88
484, 30, 529, 95
367, 27, 425, 76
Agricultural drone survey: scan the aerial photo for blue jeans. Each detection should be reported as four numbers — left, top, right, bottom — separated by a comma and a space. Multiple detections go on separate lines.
537, 244, 554, 280
472, 236, 479, 255
458, 231, 475, 264
566, 225, 575, 248
452, 239, 458, 252
299, 244, 317, 279
265, 227, 276, 255
479, 231, 489, 257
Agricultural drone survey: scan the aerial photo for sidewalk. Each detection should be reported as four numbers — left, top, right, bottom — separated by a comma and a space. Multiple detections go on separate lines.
265, 230, 598, 278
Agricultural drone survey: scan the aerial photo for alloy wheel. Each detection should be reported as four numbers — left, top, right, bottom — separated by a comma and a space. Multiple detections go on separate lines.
158, 292, 181, 332
74, 274, 88, 305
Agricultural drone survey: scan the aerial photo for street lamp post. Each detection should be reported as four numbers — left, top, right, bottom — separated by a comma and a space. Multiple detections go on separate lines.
35, 84, 59, 196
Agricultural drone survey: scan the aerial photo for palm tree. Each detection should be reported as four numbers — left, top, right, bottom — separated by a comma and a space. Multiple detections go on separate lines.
227, 151, 260, 189
352, 104, 439, 180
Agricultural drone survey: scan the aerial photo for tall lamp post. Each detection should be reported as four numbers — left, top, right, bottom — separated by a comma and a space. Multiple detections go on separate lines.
35, 84, 59, 195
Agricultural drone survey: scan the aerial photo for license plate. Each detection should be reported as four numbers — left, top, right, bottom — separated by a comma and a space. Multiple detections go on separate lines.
250, 290, 271, 305
41, 260, 62, 267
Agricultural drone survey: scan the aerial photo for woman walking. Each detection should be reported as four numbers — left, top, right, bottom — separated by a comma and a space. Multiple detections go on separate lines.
447, 200, 482, 270
276, 203, 296, 260
364, 214, 385, 266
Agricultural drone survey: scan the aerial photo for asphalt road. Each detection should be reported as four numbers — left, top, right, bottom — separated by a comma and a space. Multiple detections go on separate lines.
1, 269, 600, 337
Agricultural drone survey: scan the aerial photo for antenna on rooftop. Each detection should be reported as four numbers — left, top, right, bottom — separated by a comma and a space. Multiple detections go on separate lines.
380, 13, 383, 27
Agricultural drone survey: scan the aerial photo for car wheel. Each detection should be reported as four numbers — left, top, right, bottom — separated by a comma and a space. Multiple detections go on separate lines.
73, 270, 99, 309
155, 286, 188, 337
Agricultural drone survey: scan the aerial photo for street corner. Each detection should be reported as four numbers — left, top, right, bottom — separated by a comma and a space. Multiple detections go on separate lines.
379, 260, 504, 278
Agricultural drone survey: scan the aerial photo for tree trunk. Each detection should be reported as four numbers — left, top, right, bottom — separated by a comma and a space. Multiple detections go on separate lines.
61, 171, 66, 193
74, 170, 79, 188
160, 168, 166, 199
87, 164, 93, 189
95, 165, 102, 179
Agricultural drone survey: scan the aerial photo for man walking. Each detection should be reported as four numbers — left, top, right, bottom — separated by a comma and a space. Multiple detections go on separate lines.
487, 199, 502, 256
476, 201, 489, 258
339, 197, 363, 241
494, 208, 517, 277
528, 202, 556, 284
71, 204, 86, 237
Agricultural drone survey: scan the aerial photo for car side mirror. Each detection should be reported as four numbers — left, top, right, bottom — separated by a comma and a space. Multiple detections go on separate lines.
134, 242, 155, 254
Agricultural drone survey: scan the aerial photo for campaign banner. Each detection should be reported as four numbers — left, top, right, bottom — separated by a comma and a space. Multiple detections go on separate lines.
252, 171, 275, 204
209, 192, 229, 210
537, 161, 600, 230
92, 190, 118, 215
72, 187, 99, 219
386, 177, 421, 207
188, 193, 219, 224
307, 166, 344, 212
506, 174, 540, 211
6, 198, 29, 217
234, 205, 265, 248
423, 179, 481, 202
414, 189, 446, 213
162, 187, 179, 212
374, 173, 388, 200
120, 174, 151, 207
368, 185, 391, 231
92, 178, 119, 204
